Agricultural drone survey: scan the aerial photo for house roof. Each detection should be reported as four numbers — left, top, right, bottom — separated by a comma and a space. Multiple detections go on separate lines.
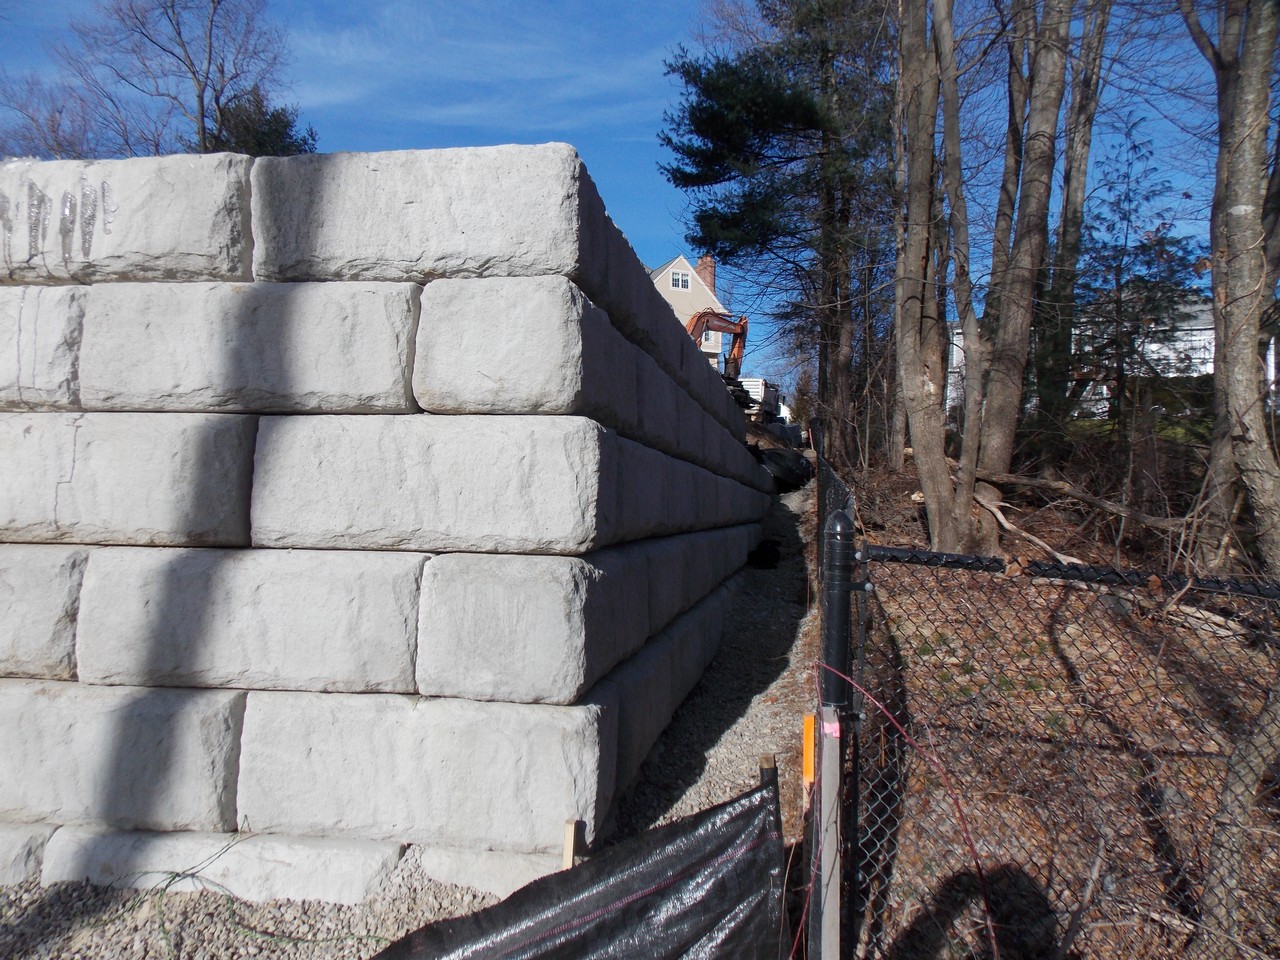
649, 254, 728, 318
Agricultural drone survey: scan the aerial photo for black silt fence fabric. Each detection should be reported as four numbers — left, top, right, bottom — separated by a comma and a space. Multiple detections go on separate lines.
373, 782, 788, 960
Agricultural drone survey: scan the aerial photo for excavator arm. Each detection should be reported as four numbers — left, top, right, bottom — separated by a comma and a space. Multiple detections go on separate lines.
685, 309, 748, 379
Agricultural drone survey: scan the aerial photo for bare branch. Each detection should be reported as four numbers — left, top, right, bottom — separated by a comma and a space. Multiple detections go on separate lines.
968, 465, 1188, 534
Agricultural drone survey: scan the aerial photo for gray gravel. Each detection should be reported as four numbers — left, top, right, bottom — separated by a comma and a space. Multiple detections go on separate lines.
0, 484, 815, 959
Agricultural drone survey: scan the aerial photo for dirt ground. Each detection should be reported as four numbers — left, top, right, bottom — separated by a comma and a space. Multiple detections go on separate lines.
845, 463, 1280, 960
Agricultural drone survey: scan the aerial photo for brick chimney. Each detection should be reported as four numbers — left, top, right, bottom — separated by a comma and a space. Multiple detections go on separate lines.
695, 254, 716, 295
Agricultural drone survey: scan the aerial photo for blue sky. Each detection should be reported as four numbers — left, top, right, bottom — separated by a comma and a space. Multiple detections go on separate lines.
0, 0, 708, 271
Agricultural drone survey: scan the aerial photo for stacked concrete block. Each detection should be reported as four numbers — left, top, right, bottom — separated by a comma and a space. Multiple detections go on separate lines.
0, 145, 772, 902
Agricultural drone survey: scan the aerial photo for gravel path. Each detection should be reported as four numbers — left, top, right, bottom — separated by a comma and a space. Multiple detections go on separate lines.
0, 484, 817, 959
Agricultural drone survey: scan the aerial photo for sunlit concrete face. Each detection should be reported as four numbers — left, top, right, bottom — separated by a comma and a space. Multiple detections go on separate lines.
0, 145, 769, 902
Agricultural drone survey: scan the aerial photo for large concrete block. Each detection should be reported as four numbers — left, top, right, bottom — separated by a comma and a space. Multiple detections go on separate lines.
602, 582, 733, 790
418, 554, 597, 705
1, 154, 252, 284
633, 353, 678, 451
414, 276, 637, 431
40, 828, 405, 904
77, 548, 428, 692
0, 680, 245, 831
251, 414, 614, 554
252, 145, 588, 283
418, 545, 649, 705
0, 544, 90, 680
418, 525, 751, 707
237, 692, 614, 853
0, 823, 56, 884
0, 412, 256, 546
0, 286, 86, 410
79, 282, 421, 413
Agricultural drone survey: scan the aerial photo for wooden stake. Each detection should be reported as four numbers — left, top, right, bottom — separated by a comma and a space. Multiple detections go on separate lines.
802, 714, 816, 789
562, 818, 585, 870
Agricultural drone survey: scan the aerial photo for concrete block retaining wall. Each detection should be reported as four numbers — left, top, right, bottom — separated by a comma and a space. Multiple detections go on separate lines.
0, 145, 771, 903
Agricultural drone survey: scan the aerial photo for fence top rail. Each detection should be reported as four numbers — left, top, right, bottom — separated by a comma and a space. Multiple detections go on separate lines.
861, 544, 1280, 601
860, 545, 1007, 573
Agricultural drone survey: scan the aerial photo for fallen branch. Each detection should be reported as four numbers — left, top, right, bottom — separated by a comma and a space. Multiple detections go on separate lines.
1056, 830, 1110, 960
964, 465, 1187, 534
974, 495, 1084, 565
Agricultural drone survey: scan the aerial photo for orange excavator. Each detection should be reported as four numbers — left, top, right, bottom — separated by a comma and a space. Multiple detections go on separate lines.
685, 309, 748, 379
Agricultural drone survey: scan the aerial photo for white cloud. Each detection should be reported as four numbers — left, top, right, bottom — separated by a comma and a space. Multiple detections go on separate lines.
283, 0, 685, 134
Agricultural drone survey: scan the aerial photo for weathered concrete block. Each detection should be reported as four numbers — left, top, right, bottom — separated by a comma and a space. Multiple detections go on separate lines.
603, 582, 733, 790
418, 524, 751, 706
77, 548, 427, 692
251, 414, 613, 554
249, 144, 745, 441
0, 544, 90, 680
0, 412, 256, 546
1, 154, 252, 284
237, 692, 614, 853
79, 282, 421, 413
414, 276, 638, 431
0, 823, 56, 884
0, 286, 86, 410
40, 827, 404, 904
418, 544, 650, 705
418, 554, 599, 705
633, 354, 678, 452
611, 437, 668, 540
646, 536, 687, 636
0, 680, 245, 831
252, 145, 587, 283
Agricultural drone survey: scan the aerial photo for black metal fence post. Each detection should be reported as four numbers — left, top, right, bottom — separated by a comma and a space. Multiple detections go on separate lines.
809, 507, 856, 960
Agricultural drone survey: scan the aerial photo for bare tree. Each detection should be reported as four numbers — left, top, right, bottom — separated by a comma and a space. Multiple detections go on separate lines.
0, 74, 101, 159
1176, 2, 1280, 956
896, 0, 1076, 553
1, 0, 289, 158
1179, 0, 1280, 574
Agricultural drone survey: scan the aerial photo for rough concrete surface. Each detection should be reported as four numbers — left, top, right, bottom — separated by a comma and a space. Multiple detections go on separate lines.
0, 412, 257, 547
0, 286, 86, 410
0, 154, 253, 284
0, 487, 815, 960
251, 145, 584, 283
76, 547, 428, 692
0, 680, 246, 832
236, 692, 613, 853
0, 825, 55, 885
0, 544, 90, 680
40, 828, 406, 906
79, 282, 422, 413
416, 526, 753, 705
250, 413, 609, 554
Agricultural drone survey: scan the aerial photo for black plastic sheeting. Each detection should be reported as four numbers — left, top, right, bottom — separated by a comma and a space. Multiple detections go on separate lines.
373, 781, 788, 960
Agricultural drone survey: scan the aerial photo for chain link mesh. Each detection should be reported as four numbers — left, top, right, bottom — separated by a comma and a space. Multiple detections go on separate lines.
816, 453, 1280, 959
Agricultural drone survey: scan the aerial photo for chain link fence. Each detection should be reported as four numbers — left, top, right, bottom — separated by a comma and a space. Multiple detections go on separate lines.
815, 451, 1280, 959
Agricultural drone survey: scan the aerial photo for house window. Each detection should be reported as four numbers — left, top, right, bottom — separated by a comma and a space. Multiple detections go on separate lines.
671, 271, 690, 290
702, 329, 714, 343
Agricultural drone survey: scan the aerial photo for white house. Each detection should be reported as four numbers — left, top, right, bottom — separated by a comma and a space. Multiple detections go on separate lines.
650, 254, 727, 369
942, 295, 1274, 418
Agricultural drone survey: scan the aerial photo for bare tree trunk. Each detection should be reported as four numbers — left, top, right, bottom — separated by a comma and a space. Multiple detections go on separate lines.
1179, 3, 1280, 954
1187, 678, 1280, 960
1035, 0, 1112, 475
970, 0, 1072, 552
989, 0, 1032, 301
895, 0, 951, 548
933, 0, 987, 552
1183, 0, 1280, 572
